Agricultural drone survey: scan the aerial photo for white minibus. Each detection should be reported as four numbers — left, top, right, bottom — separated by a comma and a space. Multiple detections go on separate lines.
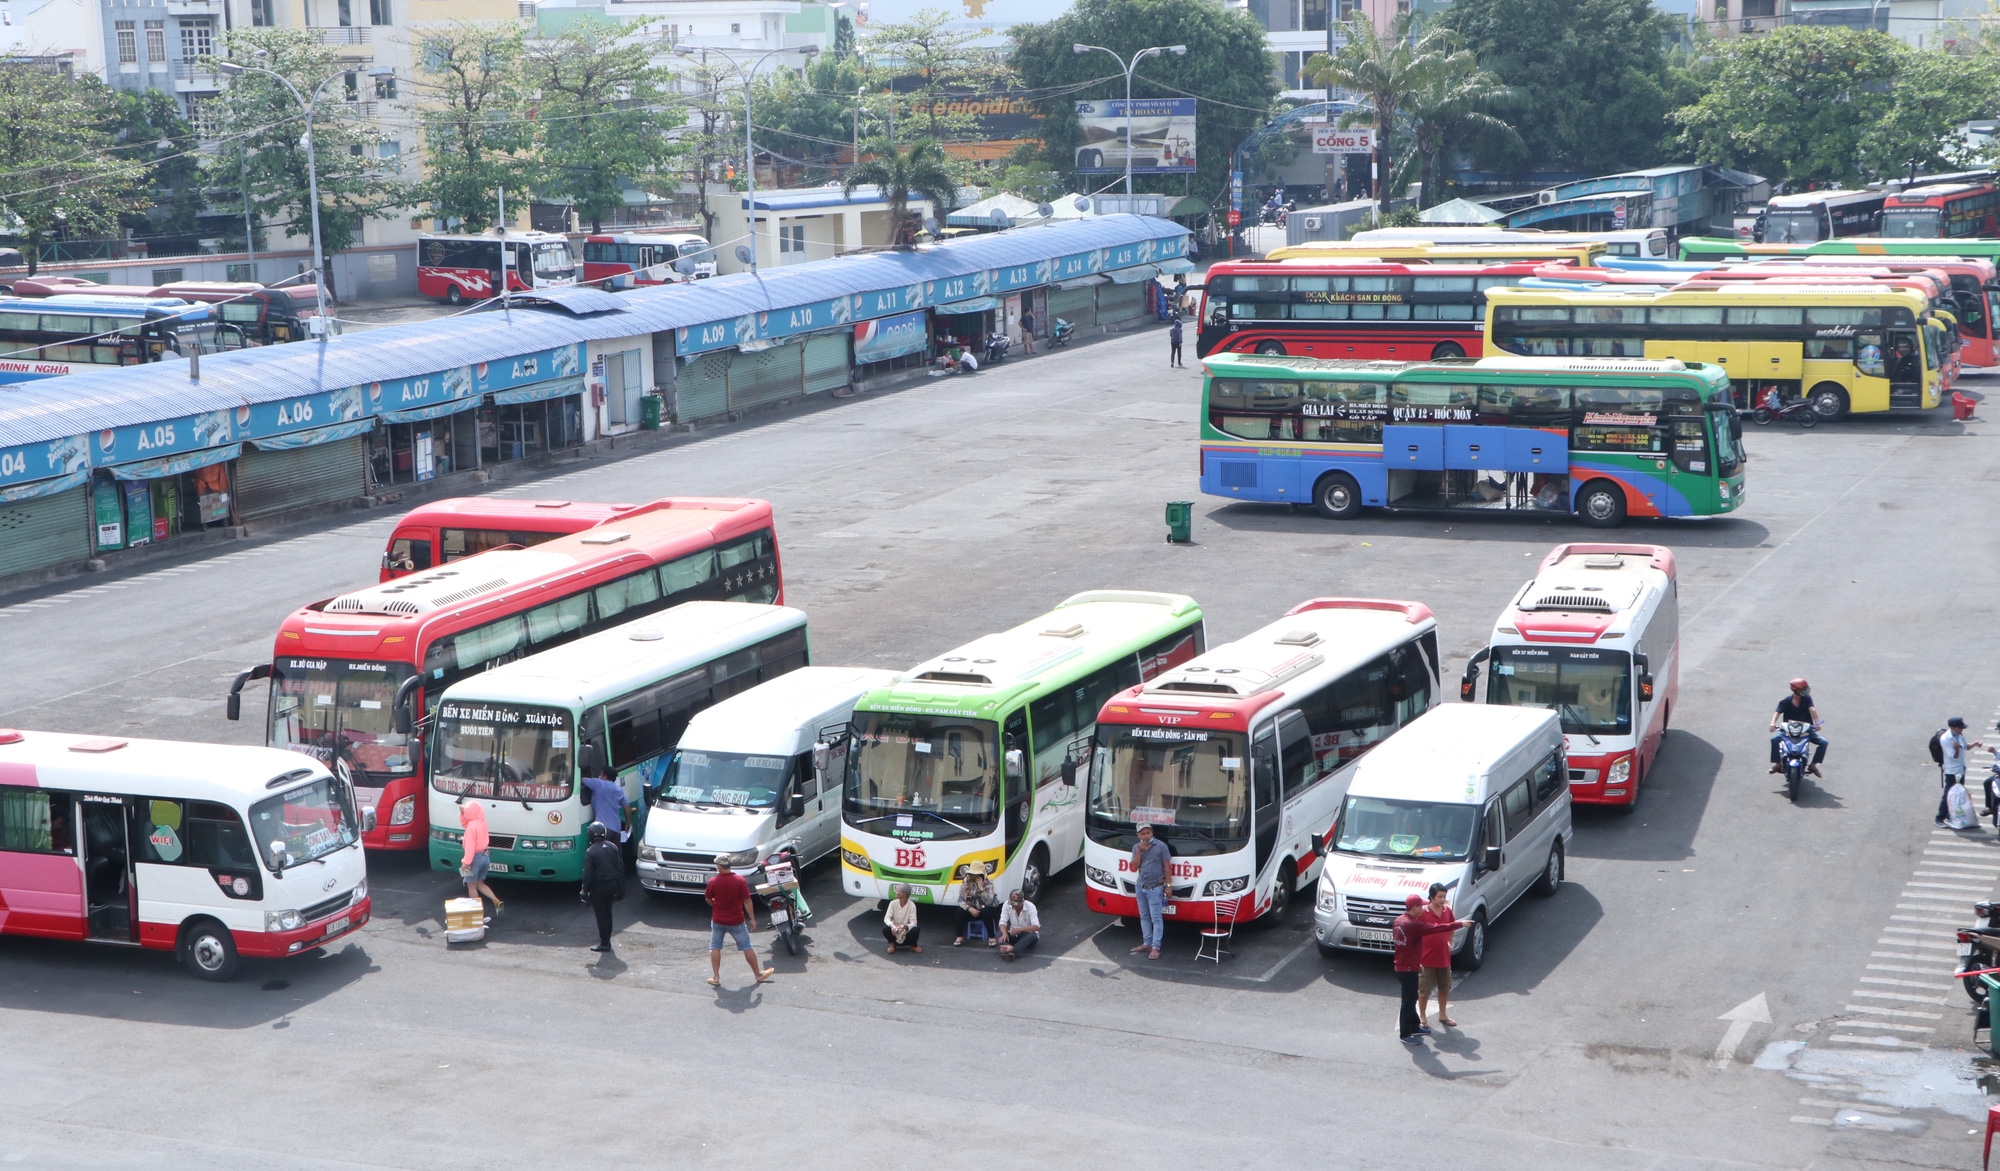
638, 665, 899, 894
0, 729, 372, 980
1313, 704, 1568, 970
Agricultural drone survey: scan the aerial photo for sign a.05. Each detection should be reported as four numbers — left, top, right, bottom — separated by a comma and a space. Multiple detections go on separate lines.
1312, 127, 1374, 155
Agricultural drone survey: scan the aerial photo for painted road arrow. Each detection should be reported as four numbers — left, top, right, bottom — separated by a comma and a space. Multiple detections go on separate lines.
1711, 992, 1771, 1069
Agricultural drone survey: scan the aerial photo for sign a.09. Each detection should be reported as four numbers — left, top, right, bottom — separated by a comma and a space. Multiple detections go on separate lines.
1312, 127, 1374, 155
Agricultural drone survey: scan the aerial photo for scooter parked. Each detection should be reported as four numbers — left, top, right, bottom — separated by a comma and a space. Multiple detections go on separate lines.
1050, 318, 1077, 348
1751, 387, 1818, 428
985, 331, 1011, 365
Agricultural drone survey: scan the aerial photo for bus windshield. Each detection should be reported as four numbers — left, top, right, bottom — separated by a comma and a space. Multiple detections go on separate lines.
1087, 727, 1248, 856
533, 242, 576, 278
270, 658, 416, 782
1488, 646, 1631, 736
1881, 210, 1941, 238
846, 713, 1000, 841
1709, 404, 1745, 477
248, 777, 361, 870
1336, 795, 1479, 862
432, 701, 575, 802
1764, 212, 1824, 242
659, 750, 790, 810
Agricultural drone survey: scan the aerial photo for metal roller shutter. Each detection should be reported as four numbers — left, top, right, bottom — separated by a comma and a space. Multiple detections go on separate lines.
1046, 285, 1095, 327
728, 342, 804, 413
803, 333, 850, 394
677, 352, 729, 423
1096, 281, 1147, 325
236, 438, 366, 520
0, 486, 88, 579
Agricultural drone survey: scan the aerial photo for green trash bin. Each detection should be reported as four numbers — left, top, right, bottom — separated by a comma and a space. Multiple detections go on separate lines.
1165, 501, 1193, 544
1983, 973, 2000, 1057
640, 395, 663, 431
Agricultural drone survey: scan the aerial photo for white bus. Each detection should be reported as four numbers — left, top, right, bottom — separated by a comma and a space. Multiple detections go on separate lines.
1082, 598, 1440, 926
1459, 543, 1678, 808
426, 601, 810, 883
839, 591, 1206, 906
1759, 189, 1885, 243
0, 729, 371, 981
1347, 226, 1673, 259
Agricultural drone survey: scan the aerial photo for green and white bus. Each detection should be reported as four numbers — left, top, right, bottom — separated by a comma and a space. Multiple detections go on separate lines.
838, 591, 1205, 905
427, 601, 809, 883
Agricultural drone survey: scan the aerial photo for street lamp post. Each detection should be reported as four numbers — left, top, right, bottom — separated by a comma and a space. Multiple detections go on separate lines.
675, 43, 818, 274
1072, 42, 1186, 200
219, 54, 394, 339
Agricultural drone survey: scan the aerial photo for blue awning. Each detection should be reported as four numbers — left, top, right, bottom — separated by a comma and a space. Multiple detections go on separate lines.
250, 418, 375, 451
1157, 258, 1197, 274
1058, 274, 1108, 289
108, 443, 241, 481
1106, 264, 1160, 285
934, 297, 999, 315
379, 398, 480, 425
0, 467, 87, 503
493, 375, 585, 407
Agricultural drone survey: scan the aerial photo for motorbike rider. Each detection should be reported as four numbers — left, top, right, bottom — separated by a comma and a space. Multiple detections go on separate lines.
1768, 678, 1827, 777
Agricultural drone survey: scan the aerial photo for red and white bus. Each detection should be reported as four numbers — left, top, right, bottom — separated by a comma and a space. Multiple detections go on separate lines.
1882, 183, 2000, 240
0, 729, 370, 981
1460, 544, 1678, 808
227, 497, 782, 852
380, 497, 638, 580
1195, 259, 1562, 361
578, 232, 716, 288
1083, 598, 1440, 925
417, 231, 578, 305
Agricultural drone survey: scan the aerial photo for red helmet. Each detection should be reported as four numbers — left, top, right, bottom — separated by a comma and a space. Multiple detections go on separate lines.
1789, 678, 1809, 691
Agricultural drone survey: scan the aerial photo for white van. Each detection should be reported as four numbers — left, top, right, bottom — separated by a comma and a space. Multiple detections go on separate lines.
637, 666, 899, 894
1313, 705, 1569, 970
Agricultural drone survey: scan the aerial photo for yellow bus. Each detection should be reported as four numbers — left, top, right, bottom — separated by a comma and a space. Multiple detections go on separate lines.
1482, 283, 1944, 419
1266, 240, 1606, 266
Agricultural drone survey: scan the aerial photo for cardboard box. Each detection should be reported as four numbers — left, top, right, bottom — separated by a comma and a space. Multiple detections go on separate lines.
445, 926, 486, 944
445, 898, 485, 932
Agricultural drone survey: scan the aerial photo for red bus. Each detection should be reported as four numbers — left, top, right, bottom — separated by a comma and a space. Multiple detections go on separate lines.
7, 278, 321, 345
226, 497, 782, 851
380, 497, 638, 580
417, 231, 578, 305
578, 232, 716, 288
1194, 259, 1564, 361
1882, 183, 2000, 240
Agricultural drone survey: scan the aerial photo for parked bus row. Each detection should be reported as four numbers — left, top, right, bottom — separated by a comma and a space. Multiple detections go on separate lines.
1, 276, 321, 347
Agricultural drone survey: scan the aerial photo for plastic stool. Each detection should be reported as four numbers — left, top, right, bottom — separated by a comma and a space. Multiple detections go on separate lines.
965, 919, 990, 943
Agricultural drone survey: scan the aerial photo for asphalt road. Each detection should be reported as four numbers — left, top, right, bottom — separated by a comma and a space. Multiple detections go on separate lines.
1, 328, 1994, 1170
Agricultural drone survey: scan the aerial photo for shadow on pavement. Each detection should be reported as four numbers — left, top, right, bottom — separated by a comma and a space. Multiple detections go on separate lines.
0, 935, 377, 1029
1198, 501, 1773, 549
1567, 729, 1720, 863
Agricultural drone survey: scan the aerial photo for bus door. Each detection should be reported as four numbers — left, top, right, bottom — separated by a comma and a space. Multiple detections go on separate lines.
0, 787, 84, 940
1887, 329, 1924, 403
78, 794, 134, 942
1663, 411, 1714, 504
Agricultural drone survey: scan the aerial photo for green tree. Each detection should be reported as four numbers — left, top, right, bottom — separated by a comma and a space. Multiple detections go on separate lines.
0, 65, 147, 273
106, 90, 203, 244
1008, 0, 1278, 203
204, 29, 401, 298
1439, 0, 1679, 175
408, 22, 535, 232
665, 50, 745, 241
1671, 26, 1906, 187
1858, 49, 2000, 179
863, 10, 998, 143
528, 18, 681, 232
842, 137, 958, 246
1305, 13, 1454, 199
1390, 50, 1520, 207
751, 50, 872, 180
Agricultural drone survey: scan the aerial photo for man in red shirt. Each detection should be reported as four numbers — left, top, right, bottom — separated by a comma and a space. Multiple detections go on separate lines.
704, 856, 774, 988
1417, 882, 1464, 1030
1392, 893, 1467, 1044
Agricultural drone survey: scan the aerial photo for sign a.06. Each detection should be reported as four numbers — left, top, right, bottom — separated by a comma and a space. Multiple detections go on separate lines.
1312, 127, 1374, 155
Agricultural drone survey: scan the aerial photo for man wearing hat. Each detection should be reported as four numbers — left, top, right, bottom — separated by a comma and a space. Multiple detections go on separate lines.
1392, 893, 1469, 1045
1938, 717, 1985, 828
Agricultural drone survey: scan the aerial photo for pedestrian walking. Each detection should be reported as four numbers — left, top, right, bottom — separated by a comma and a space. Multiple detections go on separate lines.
1019, 309, 1036, 355
1937, 716, 1985, 828
578, 821, 623, 953
1393, 893, 1467, 1045
882, 884, 923, 954
998, 888, 1040, 958
1169, 317, 1185, 368
1129, 822, 1172, 959
1416, 883, 1462, 1029
457, 800, 503, 922
704, 854, 773, 986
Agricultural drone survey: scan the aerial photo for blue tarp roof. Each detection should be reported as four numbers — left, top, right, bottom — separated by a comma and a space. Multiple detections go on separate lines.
0, 214, 1186, 477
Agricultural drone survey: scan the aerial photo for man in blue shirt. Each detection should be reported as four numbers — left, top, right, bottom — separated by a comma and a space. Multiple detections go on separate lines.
1129, 823, 1173, 960
580, 771, 628, 843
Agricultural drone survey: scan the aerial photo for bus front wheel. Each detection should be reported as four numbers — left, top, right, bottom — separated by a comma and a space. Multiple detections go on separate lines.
1263, 860, 1296, 923
181, 918, 240, 982
1020, 845, 1049, 904
1313, 472, 1363, 521
1254, 342, 1285, 356
1431, 342, 1465, 360
1575, 481, 1627, 529
1807, 383, 1848, 422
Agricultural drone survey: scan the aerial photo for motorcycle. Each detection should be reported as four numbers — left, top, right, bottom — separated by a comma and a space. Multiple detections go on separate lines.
1774, 719, 1816, 802
1958, 900, 2000, 1007
756, 839, 810, 955
985, 331, 1011, 365
1050, 318, 1076, 348
1751, 387, 1818, 428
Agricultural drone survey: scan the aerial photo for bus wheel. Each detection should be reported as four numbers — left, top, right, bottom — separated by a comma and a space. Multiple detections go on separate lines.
1254, 342, 1285, 356
181, 919, 240, 982
1020, 845, 1049, 904
1456, 911, 1488, 971
1313, 472, 1363, 521
1264, 860, 1295, 923
444, 285, 464, 306
1531, 842, 1564, 898
1431, 342, 1465, 360
1807, 383, 1848, 422
1575, 481, 1626, 529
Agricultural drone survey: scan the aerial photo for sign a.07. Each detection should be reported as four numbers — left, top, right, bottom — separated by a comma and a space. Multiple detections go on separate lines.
1312, 127, 1374, 155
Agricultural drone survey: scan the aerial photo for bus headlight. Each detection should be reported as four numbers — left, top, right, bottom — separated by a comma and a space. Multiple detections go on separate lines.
389, 795, 416, 825
1202, 877, 1248, 897
638, 845, 658, 862
721, 848, 759, 867
841, 847, 871, 870
1317, 889, 1339, 913
350, 880, 367, 906
1607, 757, 1632, 785
1086, 865, 1117, 888
265, 909, 303, 932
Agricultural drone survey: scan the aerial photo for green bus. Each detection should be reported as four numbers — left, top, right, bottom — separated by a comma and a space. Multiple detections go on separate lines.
838, 590, 1205, 905
1198, 352, 1745, 527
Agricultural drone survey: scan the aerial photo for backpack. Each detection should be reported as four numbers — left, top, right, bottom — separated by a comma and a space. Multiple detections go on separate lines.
1929, 729, 1947, 765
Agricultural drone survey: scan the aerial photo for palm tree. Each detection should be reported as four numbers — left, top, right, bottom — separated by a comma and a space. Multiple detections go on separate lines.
1389, 50, 1521, 208
1303, 12, 1455, 201
842, 137, 959, 248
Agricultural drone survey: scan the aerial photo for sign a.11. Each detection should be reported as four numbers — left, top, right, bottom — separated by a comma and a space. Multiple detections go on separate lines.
1312, 127, 1374, 155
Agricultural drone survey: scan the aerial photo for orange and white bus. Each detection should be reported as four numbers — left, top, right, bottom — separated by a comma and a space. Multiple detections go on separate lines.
228, 498, 782, 852
379, 497, 638, 580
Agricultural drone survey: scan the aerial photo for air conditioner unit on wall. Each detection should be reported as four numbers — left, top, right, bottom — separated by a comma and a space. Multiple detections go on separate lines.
1303, 216, 1322, 230
1538, 190, 1556, 205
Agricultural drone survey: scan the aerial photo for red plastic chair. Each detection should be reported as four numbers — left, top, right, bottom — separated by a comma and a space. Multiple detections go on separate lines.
1984, 1103, 2000, 1169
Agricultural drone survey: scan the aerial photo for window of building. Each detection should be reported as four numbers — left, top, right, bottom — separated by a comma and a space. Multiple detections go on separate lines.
378, 139, 400, 159
251, 0, 274, 25
1742, 0, 1775, 14
370, 0, 391, 23
374, 71, 396, 99
338, 0, 354, 25
730, 21, 740, 32
144, 20, 165, 63
151, 268, 184, 285
179, 19, 213, 61
115, 21, 137, 64
779, 224, 805, 254
226, 263, 255, 282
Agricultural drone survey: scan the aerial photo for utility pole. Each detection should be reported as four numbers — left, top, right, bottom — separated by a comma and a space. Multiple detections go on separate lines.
1074, 43, 1187, 202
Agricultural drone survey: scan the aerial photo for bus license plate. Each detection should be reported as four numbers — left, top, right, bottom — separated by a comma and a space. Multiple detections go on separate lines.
488, 863, 510, 874
1356, 928, 1393, 943
324, 916, 350, 937
666, 870, 704, 885
770, 909, 789, 925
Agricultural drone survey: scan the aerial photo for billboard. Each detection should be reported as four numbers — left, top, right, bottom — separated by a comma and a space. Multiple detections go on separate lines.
1311, 126, 1374, 155
1074, 99, 1196, 174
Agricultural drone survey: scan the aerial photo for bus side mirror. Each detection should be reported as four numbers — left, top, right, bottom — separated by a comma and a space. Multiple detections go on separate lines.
1481, 845, 1502, 873
226, 663, 271, 722
1639, 675, 1655, 703
581, 741, 604, 779
362, 808, 378, 834
812, 741, 831, 777
1005, 749, 1024, 781
789, 789, 806, 817
1459, 667, 1478, 702
393, 675, 422, 734
1060, 756, 1077, 788
1311, 833, 1324, 856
